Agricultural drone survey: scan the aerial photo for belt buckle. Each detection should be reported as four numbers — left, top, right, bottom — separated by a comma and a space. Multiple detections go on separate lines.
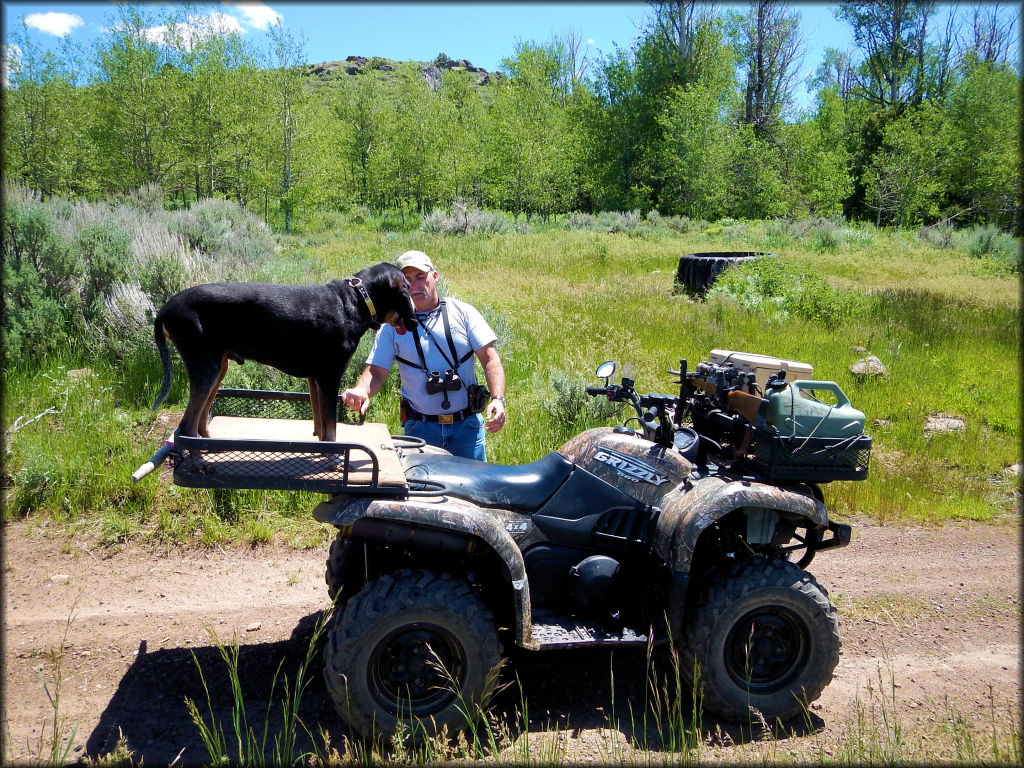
438, 413, 454, 425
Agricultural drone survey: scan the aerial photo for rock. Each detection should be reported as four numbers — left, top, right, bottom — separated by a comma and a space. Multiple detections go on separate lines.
872, 418, 891, 428
1003, 463, 1021, 476
924, 413, 965, 434
421, 65, 442, 91
849, 355, 887, 378
245, 622, 262, 632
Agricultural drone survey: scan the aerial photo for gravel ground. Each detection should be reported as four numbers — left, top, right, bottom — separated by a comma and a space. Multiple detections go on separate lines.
3, 516, 1020, 764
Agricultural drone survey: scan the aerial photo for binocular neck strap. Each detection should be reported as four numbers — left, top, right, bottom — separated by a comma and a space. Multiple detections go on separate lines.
408, 300, 473, 373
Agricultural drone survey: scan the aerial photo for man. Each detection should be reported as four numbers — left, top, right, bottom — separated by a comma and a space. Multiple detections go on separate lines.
342, 250, 506, 460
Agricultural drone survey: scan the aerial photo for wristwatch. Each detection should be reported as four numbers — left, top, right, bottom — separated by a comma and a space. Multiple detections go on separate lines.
492, 395, 506, 405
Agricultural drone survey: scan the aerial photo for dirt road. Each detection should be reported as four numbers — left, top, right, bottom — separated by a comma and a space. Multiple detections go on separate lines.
3, 518, 1020, 764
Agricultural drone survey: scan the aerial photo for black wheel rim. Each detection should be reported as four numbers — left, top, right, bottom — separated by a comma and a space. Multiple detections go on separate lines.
368, 623, 464, 717
724, 606, 809, 693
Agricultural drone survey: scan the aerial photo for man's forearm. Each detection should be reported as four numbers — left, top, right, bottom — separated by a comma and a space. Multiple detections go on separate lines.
359, 365, 390, 397
483, 356, 505, 398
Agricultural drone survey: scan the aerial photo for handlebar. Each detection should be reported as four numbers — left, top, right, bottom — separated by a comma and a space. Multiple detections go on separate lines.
586, 379, 677, 446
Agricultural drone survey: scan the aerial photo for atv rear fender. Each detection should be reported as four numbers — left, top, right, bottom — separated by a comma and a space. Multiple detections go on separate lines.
313, 495, 541, 648
655, 475, 829, 634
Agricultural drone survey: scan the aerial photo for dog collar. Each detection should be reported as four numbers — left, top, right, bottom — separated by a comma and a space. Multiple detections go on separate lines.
346, 277, 379, 329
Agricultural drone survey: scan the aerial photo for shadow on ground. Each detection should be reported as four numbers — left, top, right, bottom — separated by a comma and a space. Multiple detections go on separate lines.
85, 612, 338, 766
86, 616, 824, 765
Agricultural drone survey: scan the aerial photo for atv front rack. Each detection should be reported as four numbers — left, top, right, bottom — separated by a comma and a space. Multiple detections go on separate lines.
164, 389, 413, 495
737, 431, 872, 483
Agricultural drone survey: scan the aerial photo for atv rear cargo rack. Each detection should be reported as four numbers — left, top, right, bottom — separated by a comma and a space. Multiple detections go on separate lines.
166, 389, 414, 495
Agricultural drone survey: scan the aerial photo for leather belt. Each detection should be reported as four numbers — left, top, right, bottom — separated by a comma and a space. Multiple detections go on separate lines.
404, 405, 475, 424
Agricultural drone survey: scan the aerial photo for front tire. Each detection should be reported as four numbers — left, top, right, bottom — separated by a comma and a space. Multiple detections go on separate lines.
682, 558, 840, 722
323, 569, 500, 741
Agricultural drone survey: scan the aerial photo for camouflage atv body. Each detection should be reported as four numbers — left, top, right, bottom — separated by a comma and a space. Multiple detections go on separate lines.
316, 420, 850, 740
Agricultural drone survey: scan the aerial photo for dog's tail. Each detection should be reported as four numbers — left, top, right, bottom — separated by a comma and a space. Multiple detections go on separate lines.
151, 317, 174, 413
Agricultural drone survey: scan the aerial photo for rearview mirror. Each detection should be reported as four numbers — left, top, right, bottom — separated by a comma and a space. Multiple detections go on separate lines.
595, 361, 616, 381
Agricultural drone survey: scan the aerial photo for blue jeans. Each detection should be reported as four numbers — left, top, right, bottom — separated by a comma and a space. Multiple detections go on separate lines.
404, 413, 487, 460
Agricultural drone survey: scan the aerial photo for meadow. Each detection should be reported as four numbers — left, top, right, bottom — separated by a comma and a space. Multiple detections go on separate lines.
3, 204, 1019, 548
3, 200, 1020, 767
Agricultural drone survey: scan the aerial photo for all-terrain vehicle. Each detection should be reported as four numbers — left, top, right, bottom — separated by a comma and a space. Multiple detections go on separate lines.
135, 349, 870, 741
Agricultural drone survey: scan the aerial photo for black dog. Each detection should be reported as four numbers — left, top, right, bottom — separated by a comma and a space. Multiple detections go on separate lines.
152, 262, 417, 442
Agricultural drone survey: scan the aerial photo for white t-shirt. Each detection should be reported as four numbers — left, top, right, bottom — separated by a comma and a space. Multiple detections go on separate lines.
367, 297, 496, 414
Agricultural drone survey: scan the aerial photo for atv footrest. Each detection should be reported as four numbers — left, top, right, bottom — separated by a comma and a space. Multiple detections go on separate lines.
530, 617, 648, 649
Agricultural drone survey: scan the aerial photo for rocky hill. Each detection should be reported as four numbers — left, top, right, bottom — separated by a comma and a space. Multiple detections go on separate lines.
302, 54, 504, 91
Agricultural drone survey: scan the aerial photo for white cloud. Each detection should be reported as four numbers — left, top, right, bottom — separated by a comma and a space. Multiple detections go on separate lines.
2, 43, 23, 87
141, 12, 245, 51
24, 11, 84, 37
227, 2, 282, 30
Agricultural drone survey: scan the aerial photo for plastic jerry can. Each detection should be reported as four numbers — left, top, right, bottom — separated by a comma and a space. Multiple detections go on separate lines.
764, 381, 865, 438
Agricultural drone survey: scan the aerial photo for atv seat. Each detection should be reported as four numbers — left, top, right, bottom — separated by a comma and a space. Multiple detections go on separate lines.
403, 451, 573, 512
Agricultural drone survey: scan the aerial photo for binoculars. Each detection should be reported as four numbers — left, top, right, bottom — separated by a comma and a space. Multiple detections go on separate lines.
425, 369, 463, 395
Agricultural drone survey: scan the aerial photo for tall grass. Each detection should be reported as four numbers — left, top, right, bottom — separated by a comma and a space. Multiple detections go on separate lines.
32, 611, 79, 766
174, 606, 1022, 765
186, 609, 334, 766
2, 209, 1019, 541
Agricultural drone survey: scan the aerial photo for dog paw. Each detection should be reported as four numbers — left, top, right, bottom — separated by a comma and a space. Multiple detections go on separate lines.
187, 452, 216, 475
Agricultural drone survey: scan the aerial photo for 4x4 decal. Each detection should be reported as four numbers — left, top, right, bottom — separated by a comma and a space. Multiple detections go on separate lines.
592, 447, 671, 486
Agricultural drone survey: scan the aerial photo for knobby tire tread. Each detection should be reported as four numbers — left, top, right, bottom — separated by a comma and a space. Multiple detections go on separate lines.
323, 568, 499, 740
681, 557, 840, 722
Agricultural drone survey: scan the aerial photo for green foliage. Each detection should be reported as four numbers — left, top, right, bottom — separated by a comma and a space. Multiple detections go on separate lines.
657, 82, 736, 219
1, 184, 279, 370
2, 200, 83, 364
863, 103, 951, 226
2, 3, 1019, 232
421, 199, 513, 235
77, 221, 132, 316
945, 61, 1021, 230
962, 224, 1021, 272
542, 371, 622, 437
2, 220, 1019, 542
779, 89, 854, 217
707, 254, 868, 329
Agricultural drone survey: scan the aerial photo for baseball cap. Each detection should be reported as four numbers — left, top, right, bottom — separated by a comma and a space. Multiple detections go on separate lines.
396, 250, 435, 273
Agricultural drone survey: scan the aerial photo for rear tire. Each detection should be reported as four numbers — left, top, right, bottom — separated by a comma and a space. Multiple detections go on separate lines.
681, 558, 840, 722
323, 569, 500, 741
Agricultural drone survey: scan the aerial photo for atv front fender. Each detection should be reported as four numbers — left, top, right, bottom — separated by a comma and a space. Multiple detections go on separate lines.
313, 495, 540, 649
655, 475, 828, 638
655, 475, 828, 571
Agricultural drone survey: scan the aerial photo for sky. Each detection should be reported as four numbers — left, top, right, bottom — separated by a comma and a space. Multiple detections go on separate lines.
0, 1, 1015, 113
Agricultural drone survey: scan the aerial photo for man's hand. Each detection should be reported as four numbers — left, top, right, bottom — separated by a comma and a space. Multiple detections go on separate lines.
484, 398, 506, 433
342, 387, 370, 415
